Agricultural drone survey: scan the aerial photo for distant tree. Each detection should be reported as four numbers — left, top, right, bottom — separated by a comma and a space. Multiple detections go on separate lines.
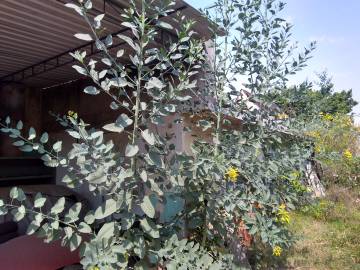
316, 70, 334, 95
271, 71, 358, 119
316, 71, 358, 114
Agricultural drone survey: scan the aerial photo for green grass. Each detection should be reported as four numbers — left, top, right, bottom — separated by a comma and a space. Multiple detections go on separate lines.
285, 186, 360, 270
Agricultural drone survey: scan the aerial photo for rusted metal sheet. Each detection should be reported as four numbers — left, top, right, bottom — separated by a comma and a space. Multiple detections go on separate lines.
0, 0, 211, 88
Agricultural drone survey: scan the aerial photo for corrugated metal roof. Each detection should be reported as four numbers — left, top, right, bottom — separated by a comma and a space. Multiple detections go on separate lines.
0, 0, 211, 89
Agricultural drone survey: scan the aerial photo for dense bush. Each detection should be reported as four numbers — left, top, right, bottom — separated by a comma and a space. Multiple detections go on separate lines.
0, 0, 318, 269
270, 72, 358, 120
305, 113, 360, 186
270, 69, 359, 187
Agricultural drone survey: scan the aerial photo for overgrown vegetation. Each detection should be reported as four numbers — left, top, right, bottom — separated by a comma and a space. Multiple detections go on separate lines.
272, 71, 358, 120
286, 186, 360, 269
0, 0, 357, 269
268, 46, 360, 270
272, 70, 359, 187
308, 113, 359, 186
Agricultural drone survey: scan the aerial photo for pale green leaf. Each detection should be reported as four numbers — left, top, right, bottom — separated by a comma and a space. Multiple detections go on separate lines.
94, 198, 117, 219
115, 113, 133, 128
26, 221, 39, 235
64, 202, 82, 223
12, 207, 25, 222
65, 3, 83, 16
53, 141, 62, 152
28, 127, 36, 140
146, 77, 166, 90
34, 193, 46, 208
125, 144, 139, 157
74, 33, 93, 41
156, 21, 173, 30
13, 140, 24, 147
69, 234, 82, 251
117, 34, 137, 51
140, 170, 147, 182
103, 123, 124, 133
140, 195, 155, 218
96, 222, 115, 241
94, 14, 105, 22
116, 49, 124, 58
40, 132, 49, 143
141, 129, 155, 145
20, 145, 33, 152
78, 222, 92, 234
72, 65, 87, 75
10, 187, 26, 201
84, 86, 100, 95
140, 218, 159, 238
16, 121, 23, 130
50, 197, 65, 215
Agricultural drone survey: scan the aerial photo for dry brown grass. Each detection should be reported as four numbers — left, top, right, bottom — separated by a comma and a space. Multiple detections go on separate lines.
285, 187, 360, 270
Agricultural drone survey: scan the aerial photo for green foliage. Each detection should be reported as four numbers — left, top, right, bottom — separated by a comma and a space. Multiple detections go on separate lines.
303, 113, 360, 186
271, 70, 359, 187
271, 72, 358, 119
300, 199, 335, 220
285, 187, 360, 269
0, 0, 317, 269
158, 235, 236, 270
187, 0, 315, 261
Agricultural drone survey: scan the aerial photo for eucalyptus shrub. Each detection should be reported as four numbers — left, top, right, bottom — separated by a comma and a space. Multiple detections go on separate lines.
0, 0, 317, 269
0, 1, 208, 269
184, 0, 315, 266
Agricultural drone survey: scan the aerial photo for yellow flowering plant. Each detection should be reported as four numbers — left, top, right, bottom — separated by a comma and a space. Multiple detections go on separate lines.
306, 113, 360, 186
276, 204, 290, 224
321, 112, 334, 122
67, 110, 78, 119
276, 113, 289, 120
226, 167, 240, 182
272, 246, 282, 257
343, 149, 353, 160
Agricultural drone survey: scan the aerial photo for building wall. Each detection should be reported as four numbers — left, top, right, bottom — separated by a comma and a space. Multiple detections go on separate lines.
0, 83, 42, 157
0, 79, 228, 209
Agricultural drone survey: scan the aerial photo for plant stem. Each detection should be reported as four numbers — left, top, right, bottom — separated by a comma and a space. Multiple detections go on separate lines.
202, 0, 230, 247
131, 0, 145, 172
215, 0, 229, 155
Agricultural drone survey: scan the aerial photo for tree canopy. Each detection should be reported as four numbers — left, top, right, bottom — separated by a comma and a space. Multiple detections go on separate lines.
271, 71, 358, 119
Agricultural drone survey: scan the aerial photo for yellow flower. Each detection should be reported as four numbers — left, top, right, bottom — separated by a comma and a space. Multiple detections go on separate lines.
226, 167, 239, 182
290, 171, 300, 180
345, 117, 353, 127
305, 131, 320, 139
314, 145, 321, 154
276, 113, 289, 120
343, 149, 353, 160
89, 266, 100, 270
273, 245, 282, 257
67, 110, 78, 120
276, 204, 290, 224
322, 113, 333, 122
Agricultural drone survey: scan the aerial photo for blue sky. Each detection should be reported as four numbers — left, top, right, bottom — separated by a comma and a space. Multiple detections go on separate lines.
186, 0, 360, 122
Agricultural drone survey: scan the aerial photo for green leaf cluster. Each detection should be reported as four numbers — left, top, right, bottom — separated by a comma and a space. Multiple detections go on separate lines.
0, 0, 318, 269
